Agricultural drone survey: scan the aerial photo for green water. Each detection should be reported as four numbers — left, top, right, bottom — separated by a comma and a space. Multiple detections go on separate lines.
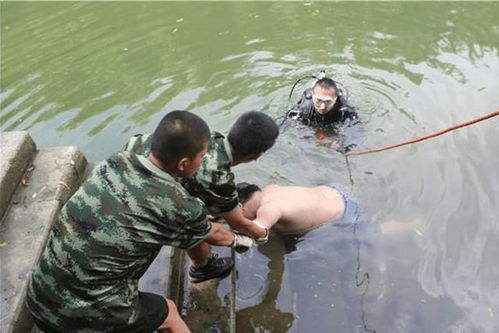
1, 2, 498, 332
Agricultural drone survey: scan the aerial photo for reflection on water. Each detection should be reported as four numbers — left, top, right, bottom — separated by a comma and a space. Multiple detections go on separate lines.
235, 235, 294, 333
2, 2, 498, 332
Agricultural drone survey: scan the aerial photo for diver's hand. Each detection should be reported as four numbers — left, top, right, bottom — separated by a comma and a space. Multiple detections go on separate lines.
336, 143, 357, 154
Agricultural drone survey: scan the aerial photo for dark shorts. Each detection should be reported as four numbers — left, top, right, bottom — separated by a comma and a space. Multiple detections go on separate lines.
281, 181, 379, 252
324, 181, 380, 237
32, 292, 168, 333
324, 181, 360, 226
287, 182, 360, 235
118, 292, 169, 333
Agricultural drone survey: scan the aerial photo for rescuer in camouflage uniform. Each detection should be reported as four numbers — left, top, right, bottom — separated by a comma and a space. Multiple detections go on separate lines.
26, 111, 252, 333
124, 111, 279, 249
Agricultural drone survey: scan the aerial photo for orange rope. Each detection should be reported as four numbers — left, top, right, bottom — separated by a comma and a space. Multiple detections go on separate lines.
345, 110, 499, 157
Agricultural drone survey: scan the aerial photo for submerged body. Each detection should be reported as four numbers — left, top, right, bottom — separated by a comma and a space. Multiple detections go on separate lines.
238, 182, 419, 236
236, 182, 382, 332
239, 182, 353, 235
260, 184, 344, 234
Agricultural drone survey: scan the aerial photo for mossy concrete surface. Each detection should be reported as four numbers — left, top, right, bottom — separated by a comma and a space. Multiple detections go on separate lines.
0, 131, 87, 333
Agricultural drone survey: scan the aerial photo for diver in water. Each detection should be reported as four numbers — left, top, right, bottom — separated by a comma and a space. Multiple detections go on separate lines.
287, 77, 358, 128
283, 72, 363, 152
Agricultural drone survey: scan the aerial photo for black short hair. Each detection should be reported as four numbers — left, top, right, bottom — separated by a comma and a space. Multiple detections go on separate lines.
151, 110, 210, 165
228, 111, 279, 156
313, 78, 337, 91
236, 182, 261, 203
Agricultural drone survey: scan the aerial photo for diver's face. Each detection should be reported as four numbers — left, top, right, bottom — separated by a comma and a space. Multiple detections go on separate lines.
312, 85, 337, 115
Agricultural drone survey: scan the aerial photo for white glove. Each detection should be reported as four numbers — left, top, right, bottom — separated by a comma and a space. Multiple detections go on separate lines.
232, 233, 254, 253
253, 219, 269, 245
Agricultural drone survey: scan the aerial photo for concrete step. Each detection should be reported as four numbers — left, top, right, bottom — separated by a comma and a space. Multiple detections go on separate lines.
0, 144, 87, 333
0, 131, 36, 222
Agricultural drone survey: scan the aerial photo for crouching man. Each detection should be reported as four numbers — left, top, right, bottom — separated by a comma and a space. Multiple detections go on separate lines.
26, 111, 251, 333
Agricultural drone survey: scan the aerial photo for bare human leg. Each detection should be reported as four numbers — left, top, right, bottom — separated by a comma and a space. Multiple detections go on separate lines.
157, 299, 191, 333
379, 218, 424, 236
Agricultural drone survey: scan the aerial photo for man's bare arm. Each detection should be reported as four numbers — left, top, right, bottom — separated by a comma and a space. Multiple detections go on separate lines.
254, 204, 282, 230
222, 206, 267, 238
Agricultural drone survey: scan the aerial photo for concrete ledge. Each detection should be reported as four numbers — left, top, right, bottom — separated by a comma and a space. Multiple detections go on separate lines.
10, 146, 87, 205
0, 146, 87, 333
0, 131, 36, 221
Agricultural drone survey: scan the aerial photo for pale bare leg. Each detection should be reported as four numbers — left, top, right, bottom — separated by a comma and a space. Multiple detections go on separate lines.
157, 299, 191, 333
379, 218, 424, 236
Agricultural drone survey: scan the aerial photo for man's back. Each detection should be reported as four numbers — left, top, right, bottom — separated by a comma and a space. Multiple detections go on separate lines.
181, 132, 239, 215
259, 185, 345, 234
27, 152, 210, 331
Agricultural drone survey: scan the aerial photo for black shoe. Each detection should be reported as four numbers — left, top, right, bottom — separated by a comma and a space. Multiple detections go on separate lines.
189, 254, 234, 283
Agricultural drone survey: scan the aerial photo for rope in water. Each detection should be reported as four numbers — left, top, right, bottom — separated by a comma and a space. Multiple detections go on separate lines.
345, 110, 499, 157
342, 109, 498, 333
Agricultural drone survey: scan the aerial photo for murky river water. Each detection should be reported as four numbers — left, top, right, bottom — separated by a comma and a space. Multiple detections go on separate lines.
1, 2, 498, 332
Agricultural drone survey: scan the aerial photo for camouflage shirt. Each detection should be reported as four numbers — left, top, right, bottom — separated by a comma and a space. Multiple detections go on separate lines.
27, 152, 211, 332
124, 132, 239, 216
123, 133, 153, 157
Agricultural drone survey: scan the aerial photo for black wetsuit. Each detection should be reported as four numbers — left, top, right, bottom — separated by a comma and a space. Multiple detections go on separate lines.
286, 87, 363, 152
287, 88, 358, 128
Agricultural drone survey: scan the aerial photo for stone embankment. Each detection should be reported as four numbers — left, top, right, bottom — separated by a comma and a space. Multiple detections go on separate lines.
0, 131, 87, 332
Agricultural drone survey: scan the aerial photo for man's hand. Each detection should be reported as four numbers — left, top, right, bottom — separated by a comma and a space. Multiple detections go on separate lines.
232, 233, 255, 253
